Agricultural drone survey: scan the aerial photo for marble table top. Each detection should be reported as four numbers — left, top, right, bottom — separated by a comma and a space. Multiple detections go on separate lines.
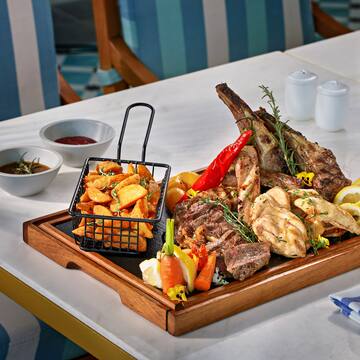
0, 51, 359, 360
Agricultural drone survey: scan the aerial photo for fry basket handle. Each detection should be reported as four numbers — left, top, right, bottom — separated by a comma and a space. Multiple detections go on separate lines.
117, 103, 155, 162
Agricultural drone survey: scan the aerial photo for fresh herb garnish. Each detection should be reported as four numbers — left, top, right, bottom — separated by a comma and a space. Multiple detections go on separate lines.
202, 198, 257, 243
14, 152, 42, 174
259, 85, 298, 176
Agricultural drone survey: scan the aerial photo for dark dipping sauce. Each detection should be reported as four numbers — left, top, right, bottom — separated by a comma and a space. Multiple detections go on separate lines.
55, 136, 97, 145
0, 161, 49, 175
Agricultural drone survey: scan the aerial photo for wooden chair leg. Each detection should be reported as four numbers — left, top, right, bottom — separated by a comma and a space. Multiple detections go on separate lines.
92, 0, 157, 92
58, 70, 81, 105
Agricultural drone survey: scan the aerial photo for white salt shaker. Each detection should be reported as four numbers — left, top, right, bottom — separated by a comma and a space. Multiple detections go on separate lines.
315, 80, 349, 132
285, 69, 318, 121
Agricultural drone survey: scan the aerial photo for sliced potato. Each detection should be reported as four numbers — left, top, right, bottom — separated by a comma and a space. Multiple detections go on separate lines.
88, 187, 112, 203
177, 171, 200, 187
72, 225, 95, 237
110, 199, 120, 213
76, 201, 95, 212
87, 176, 109, 190
84, 174, 102, 183
111, 231, 147, 252
114, 174, 140, 195
138, 164, 153, 181
93, 204, 113, 217
118, 184, 147, 210
133, 198, 149, 218
130, 203, 153, 238
95, 226, 110, 240
96, 161, 122, 174
127, 163, 136, 174
107, 173, 131, 188
80, 191, 90, 202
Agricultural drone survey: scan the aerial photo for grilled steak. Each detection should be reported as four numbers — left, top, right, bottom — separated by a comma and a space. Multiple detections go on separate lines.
174, 190, 243, 250
216, 83, 285, 172
256, 107, 351, 201
224, 243, 270, 281
174, 185, 271, 281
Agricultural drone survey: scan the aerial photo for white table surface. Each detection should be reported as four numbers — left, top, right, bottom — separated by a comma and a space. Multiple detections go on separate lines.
1, 51, 360, 360
286, 31, 360, 82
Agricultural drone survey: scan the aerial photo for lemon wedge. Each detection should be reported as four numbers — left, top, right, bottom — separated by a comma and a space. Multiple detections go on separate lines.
139, 258, 162, 289
352, 178, 360, 186
174, 245, 197, 292
340, 202, 360, 224
334, 185, 360, 205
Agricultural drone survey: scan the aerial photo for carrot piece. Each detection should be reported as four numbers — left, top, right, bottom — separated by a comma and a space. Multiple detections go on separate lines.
160, 219, 184, 294
160, 255, 184, 294
194, 253, 216, 291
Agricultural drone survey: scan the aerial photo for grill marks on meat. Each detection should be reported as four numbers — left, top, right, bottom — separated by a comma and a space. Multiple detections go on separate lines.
260, 169, 302, 190
235, 146, 260, 224
174, 160, 270, 281
216, 83, 285, 173
255, 107, 351, 201
224, 243, 270, 281
174, 195, 244, 251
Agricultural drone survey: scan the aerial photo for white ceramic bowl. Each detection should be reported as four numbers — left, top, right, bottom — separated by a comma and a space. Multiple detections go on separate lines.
39, 119, 115, 167
0, 147, 63, 196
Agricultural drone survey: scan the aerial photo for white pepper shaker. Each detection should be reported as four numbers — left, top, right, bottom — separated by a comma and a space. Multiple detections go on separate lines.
285, 69, 318, 121
315, 80, 349, 132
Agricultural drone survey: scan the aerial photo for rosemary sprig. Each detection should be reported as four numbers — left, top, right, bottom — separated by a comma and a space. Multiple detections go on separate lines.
202, 198, 257, 243
14, 152, 41, 174
259, 85, 298, 176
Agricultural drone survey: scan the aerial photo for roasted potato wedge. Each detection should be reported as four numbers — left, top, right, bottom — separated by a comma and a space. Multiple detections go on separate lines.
84, 174, 102, 183
93, 204, 113, 217
76, 201, 95, 212
127, 163, 135, 174
88, 187, 112, 203
96, 161, 122, 174
114, 174, 140, 195
111, 231, 147, 252
137, 164, 153, 181
87, 176, 109, 190
72, 225, 95, 237
80, 191, 90, 202
118, 184, 147, 210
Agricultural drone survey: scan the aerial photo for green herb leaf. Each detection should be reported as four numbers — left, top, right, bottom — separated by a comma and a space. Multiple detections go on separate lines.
202, 198, 257, 243
259, 85, 298, 176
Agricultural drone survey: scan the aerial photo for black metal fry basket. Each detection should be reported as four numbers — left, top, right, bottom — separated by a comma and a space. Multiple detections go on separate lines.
69, 103, 171, 255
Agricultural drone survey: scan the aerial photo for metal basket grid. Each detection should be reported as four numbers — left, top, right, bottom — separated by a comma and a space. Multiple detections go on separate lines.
68, 103, 171, 255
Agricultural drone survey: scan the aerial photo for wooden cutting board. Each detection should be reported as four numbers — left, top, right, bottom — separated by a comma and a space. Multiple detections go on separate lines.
23, 210, 360, 336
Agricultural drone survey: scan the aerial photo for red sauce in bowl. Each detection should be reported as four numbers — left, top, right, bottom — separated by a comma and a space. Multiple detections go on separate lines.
55, 136, 97, 145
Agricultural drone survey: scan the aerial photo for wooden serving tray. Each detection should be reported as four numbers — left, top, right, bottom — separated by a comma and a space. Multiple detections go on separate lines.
23, 210, 360, 336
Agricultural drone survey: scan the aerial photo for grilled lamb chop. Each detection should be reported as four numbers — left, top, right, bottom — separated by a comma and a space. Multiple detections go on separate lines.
260, 169, 301, 190
216, 83, 285, 172
256, 107, 351, 201
224, 243, 270, 281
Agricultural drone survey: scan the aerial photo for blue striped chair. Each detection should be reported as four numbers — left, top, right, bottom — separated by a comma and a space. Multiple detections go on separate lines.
93, 0, 351, 92
0, 0, 79, 121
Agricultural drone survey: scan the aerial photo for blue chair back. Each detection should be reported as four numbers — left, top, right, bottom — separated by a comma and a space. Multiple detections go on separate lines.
0, 0, 59, 121
118, 0, 316, 80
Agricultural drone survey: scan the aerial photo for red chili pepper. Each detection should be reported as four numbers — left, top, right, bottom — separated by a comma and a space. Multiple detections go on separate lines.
181, 130, 252, 202
191, 244, 208, 271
